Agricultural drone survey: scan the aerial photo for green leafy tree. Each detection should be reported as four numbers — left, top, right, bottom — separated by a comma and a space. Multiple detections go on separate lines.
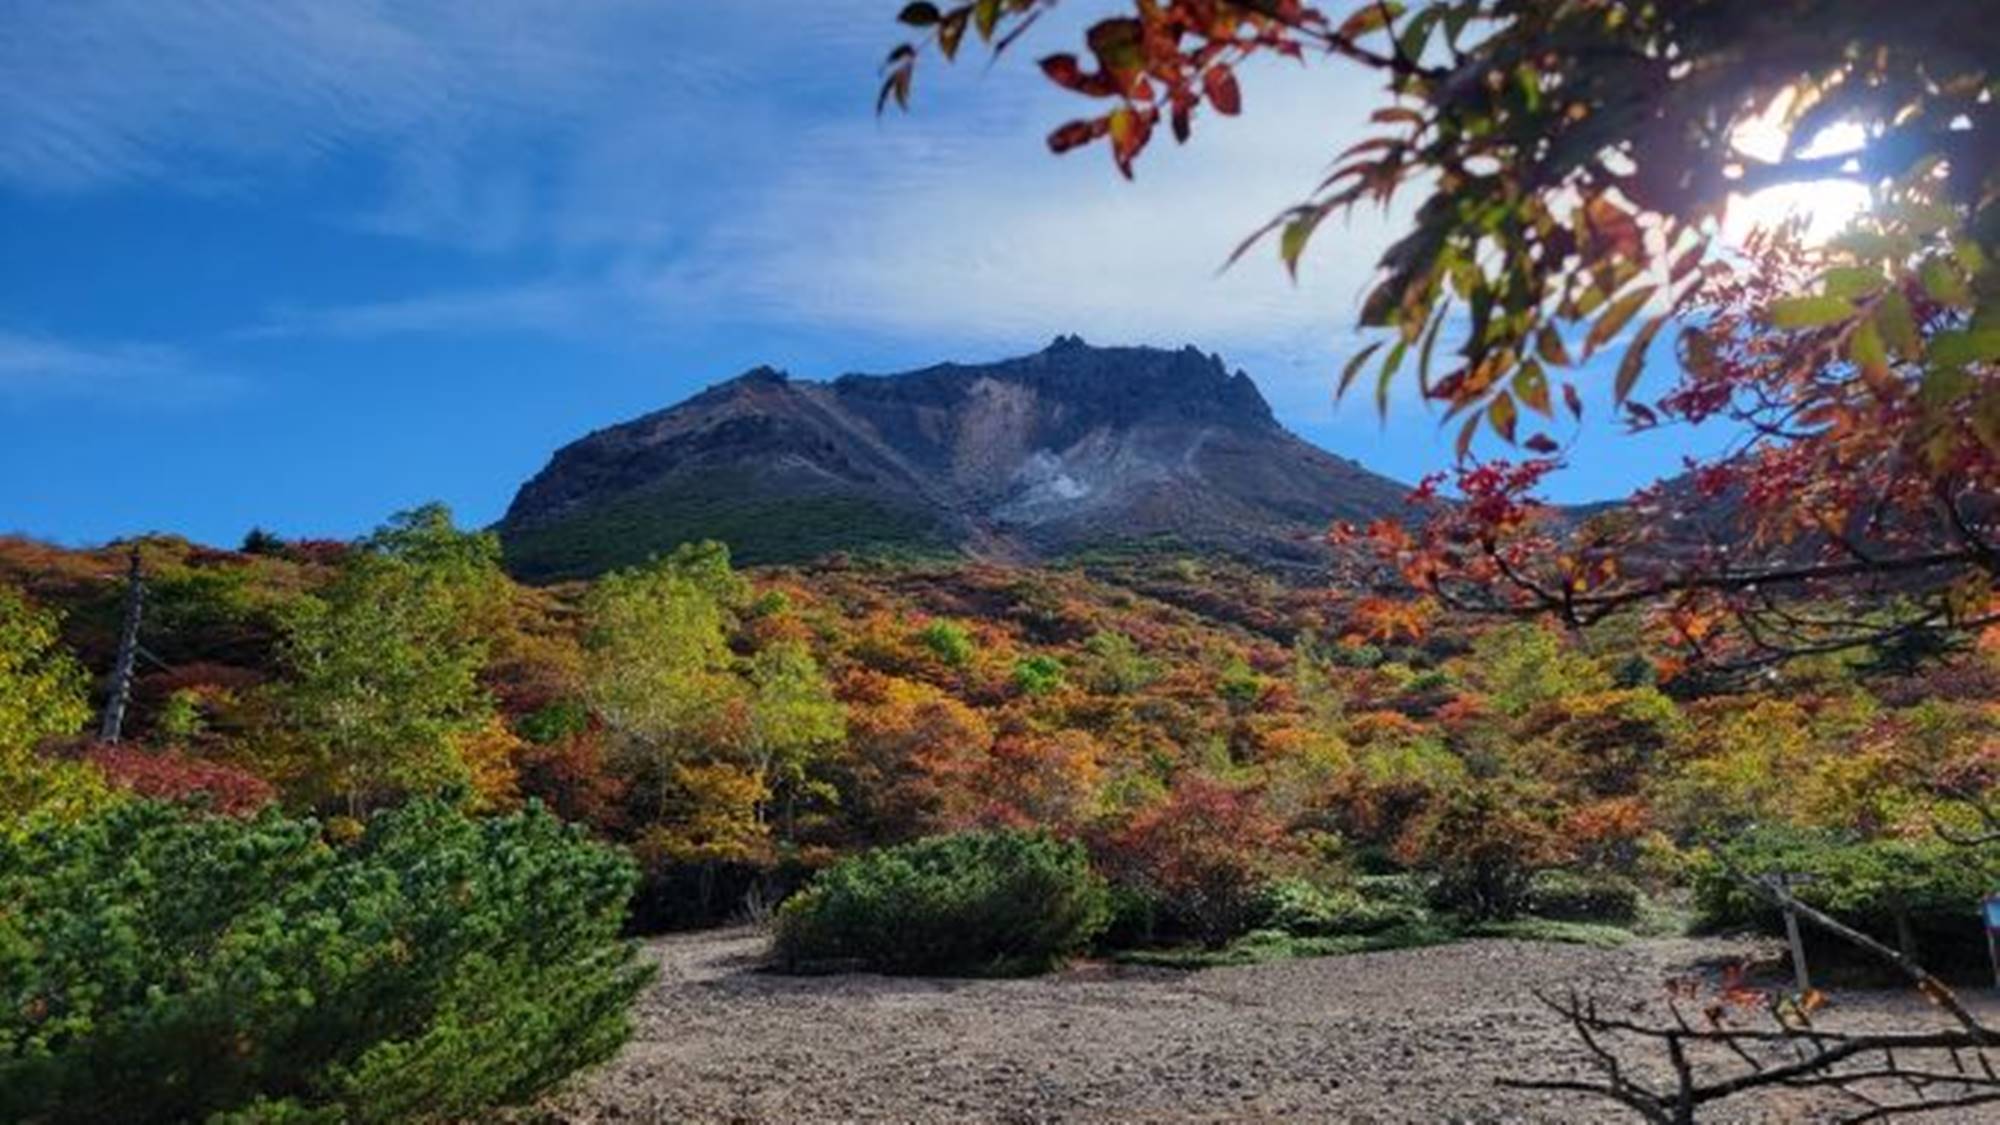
0, 585, 107, 834
581, 544, 745, 819
152, 688, 209, 744
1216, 655, 1265, 712
746, 639, 847, 839
1471, 623, 1611, 718
238, 526, 285, 556
1290, 632, 1348, 730
0, 583, 90, 755
363, 502, 512, 632
273, 536, 493, 817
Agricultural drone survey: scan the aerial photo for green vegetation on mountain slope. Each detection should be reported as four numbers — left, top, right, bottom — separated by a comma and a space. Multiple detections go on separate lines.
2, 505, 1997, 1114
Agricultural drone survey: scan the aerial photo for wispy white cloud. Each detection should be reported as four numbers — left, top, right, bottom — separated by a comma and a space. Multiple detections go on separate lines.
687, 64, 1401, 347
240, 49, 1402, 384
5, 0, 1409, 417
0, 331, 240, 402
0, 0, 668, 194
240, 281, 602, 340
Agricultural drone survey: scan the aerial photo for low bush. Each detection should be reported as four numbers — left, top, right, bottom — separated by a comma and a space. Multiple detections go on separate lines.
83, 744, 277, 816
915, 620, 976, 667
1118, 918, 1458, 969
773, 829, 1109, 975
0, 798, 653, 1124
1254, 877, 1430, 937
1098, 882, 1167, 949
1693, 828, 2000, 975
1524, 870, 1642, 924
1011, 654, 1065, 696
1353, 872, 1432, 904
1403, 783, 1568, 921
1461, 918, 1634, 949
1093, 777, 1292, 945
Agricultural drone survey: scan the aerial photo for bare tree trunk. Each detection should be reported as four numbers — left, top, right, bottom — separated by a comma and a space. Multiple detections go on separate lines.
97, 546, 144, 743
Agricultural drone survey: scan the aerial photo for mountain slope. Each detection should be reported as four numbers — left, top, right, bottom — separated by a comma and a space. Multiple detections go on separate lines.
498, 337, 1412, 579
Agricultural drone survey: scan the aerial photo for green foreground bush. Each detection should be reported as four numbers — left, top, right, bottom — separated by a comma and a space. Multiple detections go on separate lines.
1523, 870, 1642, 924
1254, 877, 1429, 937
1694, 828, 2000, 974
773, 829, 1110, 975
0, 798, 653, 1124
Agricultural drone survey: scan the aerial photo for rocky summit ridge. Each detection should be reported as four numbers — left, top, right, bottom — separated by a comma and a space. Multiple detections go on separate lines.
497, 336, 1412, 579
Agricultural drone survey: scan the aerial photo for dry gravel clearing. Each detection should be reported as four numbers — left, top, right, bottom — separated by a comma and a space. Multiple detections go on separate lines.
546, 928, 2000, 1123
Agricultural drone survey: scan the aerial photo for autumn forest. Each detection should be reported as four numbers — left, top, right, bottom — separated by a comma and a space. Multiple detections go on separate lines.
5, 0, 1999, 1122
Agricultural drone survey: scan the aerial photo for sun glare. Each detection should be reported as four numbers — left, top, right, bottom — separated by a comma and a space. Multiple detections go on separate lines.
1723, 177, 1873, 246
1723, 101, 1873, 246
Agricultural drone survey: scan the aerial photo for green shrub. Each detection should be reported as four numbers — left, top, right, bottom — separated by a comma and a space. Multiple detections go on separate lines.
0, 798, 653, 1124
1098, 883, 1166, 949
773, 829, 1109, 975
1692, 828, 2000, 972
1117, 918, 1458, 969
1012, 654, 1065, 696
1525, 870, 1642, 924
1693, 829, 1994, 925
916, 620, 976, 667
1254, 878, 1430, 937
1403, 669, 1454, 696
1217, 658, 1265, 709
1325, 643, 1384, 669
517, 699, 591, 745
1408, 783, 1568, 921
1354, 873, 1432, 904
1080, 630, 1158, 694
1462, 918, 1634, 948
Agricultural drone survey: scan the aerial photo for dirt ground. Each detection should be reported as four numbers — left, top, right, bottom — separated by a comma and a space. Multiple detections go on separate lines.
544, 928, 2000, 1123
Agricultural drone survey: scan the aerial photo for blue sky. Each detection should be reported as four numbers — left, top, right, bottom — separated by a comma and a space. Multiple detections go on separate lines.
1, 1, 1715, 548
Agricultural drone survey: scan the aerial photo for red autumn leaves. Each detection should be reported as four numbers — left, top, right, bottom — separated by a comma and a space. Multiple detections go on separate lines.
1038, 8, 1261, 177
884, 1, 1298, 178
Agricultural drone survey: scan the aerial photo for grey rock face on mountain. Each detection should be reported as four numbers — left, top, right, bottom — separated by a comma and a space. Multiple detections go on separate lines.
497, 337, 1413, 579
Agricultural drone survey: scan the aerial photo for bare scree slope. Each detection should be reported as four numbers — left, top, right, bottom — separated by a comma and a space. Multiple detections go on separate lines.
498, 337, 1411, 579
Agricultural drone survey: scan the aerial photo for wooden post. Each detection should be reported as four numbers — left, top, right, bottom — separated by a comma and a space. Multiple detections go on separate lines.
1766, 872, 1813, 995
97, 546, 144, 743
1782, 898, 1811, 994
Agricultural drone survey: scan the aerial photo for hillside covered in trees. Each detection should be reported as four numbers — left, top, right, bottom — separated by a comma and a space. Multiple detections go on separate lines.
5, 0, 1996, 1118
8, 512, 1996, 951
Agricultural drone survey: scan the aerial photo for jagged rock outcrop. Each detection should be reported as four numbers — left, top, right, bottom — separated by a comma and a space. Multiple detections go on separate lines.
498, 337, 1412, 579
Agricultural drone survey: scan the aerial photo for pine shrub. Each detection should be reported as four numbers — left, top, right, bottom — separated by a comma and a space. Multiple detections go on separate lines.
1524, 870, 1642, 924
1254, 877, 1430, 937
0, 798, 653, 1124
773, 829, 1108, 975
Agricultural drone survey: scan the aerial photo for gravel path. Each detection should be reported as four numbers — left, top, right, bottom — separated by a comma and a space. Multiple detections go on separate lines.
545, 929, 2000, 1123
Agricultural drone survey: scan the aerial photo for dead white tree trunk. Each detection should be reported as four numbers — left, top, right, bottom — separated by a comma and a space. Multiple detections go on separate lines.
97, 546, 144, 743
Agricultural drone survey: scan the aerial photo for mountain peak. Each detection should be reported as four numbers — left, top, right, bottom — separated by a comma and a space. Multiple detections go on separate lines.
732, 364, 789, 385
498, 342, 1409, 579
